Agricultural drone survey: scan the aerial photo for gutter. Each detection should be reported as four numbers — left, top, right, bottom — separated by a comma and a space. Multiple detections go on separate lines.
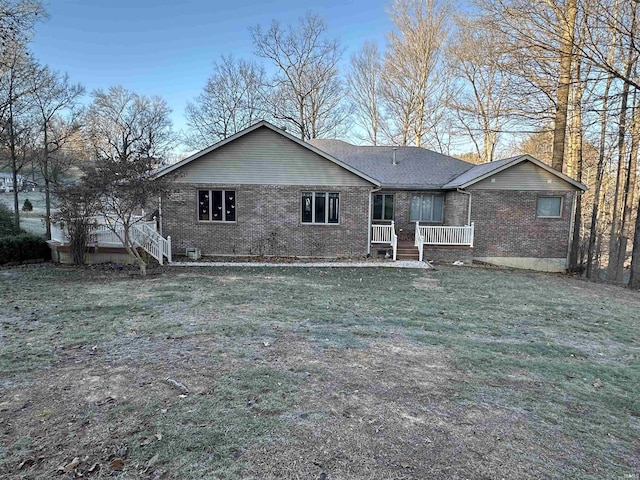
456, 188, 472, 226
367, 186, 383, 256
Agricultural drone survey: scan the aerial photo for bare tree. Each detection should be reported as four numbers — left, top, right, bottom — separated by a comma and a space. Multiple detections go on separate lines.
0, 0, 45, 56
86, 86, 174, 163
478, 0, 579, 172
447, 17, 511, 162
84, 87, 174, 274
381, 0, 452, 147
53, 182, 99, 265
29, 65, 84, 239
250, 12, 348, 140
347, 41, 384, 145
185, 55, 266, 149
0, 43, 37, 229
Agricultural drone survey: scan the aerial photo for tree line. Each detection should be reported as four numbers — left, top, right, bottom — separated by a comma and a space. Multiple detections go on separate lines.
1, 0, 640, 286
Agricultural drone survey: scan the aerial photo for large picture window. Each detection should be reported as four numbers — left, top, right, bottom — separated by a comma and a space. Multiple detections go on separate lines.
373, 194, 394, 221
410, 194, 444, 222
302, 192, 339, 224
536, 196, 562, 218
198, 189, 236, 222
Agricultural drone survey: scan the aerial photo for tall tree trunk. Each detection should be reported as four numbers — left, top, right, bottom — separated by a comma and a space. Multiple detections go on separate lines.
43, 128, 52, 240
551, 0, 578, 173
629, 192, 640, 288
606, 7, 637, 283
568, 50, 585, 270
586, 5, 618, 279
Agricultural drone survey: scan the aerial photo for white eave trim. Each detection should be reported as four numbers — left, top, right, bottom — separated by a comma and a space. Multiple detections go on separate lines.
154, 120, 381, 187
453, 154, 588, 191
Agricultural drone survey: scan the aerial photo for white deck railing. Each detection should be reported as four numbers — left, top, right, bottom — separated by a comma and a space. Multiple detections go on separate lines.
50, 215, 172, 265
371, 221, 398, 260
416, 222, 475, 247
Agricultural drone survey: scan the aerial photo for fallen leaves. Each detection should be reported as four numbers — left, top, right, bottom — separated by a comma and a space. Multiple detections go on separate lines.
109, 457, 125, 471
139, 432, 163, 446
58, 456, 80, 473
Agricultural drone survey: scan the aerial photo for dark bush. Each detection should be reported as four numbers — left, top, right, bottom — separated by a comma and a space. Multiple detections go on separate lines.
0, 234, 50, 265
22, 199, 33, 212
0, 203, 21, 237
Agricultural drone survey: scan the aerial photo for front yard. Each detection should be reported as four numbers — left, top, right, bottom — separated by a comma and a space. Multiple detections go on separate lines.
0, 265, 638, 479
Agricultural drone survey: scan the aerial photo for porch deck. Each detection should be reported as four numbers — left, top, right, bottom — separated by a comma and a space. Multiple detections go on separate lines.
372, 222, 474, 262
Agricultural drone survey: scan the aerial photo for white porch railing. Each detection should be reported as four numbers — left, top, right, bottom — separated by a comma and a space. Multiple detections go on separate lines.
416, 222, 475, 247
371, 221, 398, 260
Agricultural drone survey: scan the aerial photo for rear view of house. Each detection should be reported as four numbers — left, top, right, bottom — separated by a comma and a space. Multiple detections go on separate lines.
156, 121, 587, 272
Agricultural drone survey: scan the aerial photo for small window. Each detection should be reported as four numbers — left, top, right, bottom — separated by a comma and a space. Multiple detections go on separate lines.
537, 196, 562, 218
301, 191, 339, 224
373, 194, 394, 221
410, 194, 444, 222
198, 189, 236, 222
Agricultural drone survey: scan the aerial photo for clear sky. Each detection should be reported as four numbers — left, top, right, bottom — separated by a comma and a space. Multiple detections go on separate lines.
30, 0, 393, 151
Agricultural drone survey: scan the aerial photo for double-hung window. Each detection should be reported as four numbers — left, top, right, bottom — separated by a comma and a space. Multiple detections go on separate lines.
373, 194, 394, 221
302, 192, 339, 224
198, 189, 236, 222
536, 196, 563, 218
410, 194, 444, 222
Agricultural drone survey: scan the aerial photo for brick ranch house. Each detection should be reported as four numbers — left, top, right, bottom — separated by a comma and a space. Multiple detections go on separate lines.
155, 120, 587, 272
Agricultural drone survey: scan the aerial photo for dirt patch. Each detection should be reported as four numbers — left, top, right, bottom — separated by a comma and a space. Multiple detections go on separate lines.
241, 338, 550, 479
412, 274, 442, 291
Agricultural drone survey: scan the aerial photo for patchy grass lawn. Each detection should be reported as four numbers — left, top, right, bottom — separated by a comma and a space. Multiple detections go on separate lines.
0, 264, 638, 479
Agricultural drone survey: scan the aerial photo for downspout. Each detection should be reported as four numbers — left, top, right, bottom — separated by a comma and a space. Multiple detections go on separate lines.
456, 187, 472, 225
158, 195, 163, 236
367, 186, 383, 256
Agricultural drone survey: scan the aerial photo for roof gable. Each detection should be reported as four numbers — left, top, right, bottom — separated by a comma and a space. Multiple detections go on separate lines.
443, 154, 588, 191
156, 121, 379, 187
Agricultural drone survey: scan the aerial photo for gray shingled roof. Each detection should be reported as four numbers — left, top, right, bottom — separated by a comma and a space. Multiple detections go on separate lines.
441, 156, 518, 188
308, 139, 474, 189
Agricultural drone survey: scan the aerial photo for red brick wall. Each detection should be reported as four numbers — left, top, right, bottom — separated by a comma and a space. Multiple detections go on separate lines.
162, 183, 372, 258
470, 190, 575, 258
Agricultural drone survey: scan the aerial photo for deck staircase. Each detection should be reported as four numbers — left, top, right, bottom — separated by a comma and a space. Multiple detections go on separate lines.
396, 240, 420, 260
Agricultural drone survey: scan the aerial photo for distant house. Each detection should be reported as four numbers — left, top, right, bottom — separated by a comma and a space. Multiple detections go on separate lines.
153, 121, 587, 272
0, 172, 24, 191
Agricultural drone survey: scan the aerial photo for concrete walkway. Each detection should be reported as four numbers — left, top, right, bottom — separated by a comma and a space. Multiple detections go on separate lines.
169, 260, 431, 269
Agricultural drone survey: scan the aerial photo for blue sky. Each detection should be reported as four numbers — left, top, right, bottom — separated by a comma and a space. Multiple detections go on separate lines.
30, 0, 393, 150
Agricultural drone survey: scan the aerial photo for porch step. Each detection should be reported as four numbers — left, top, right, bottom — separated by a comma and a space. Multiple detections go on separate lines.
396, 245, 420, 261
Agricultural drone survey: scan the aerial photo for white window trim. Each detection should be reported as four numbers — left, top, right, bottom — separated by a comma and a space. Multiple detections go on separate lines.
197, 189, 237, 223
536, 196, 563, 218
301, 191, 340, 225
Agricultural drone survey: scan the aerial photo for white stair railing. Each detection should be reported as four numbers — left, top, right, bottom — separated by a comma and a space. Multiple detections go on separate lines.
415, 222, 425, 262
130, 222, 172, 265
390, 221, 398, 261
